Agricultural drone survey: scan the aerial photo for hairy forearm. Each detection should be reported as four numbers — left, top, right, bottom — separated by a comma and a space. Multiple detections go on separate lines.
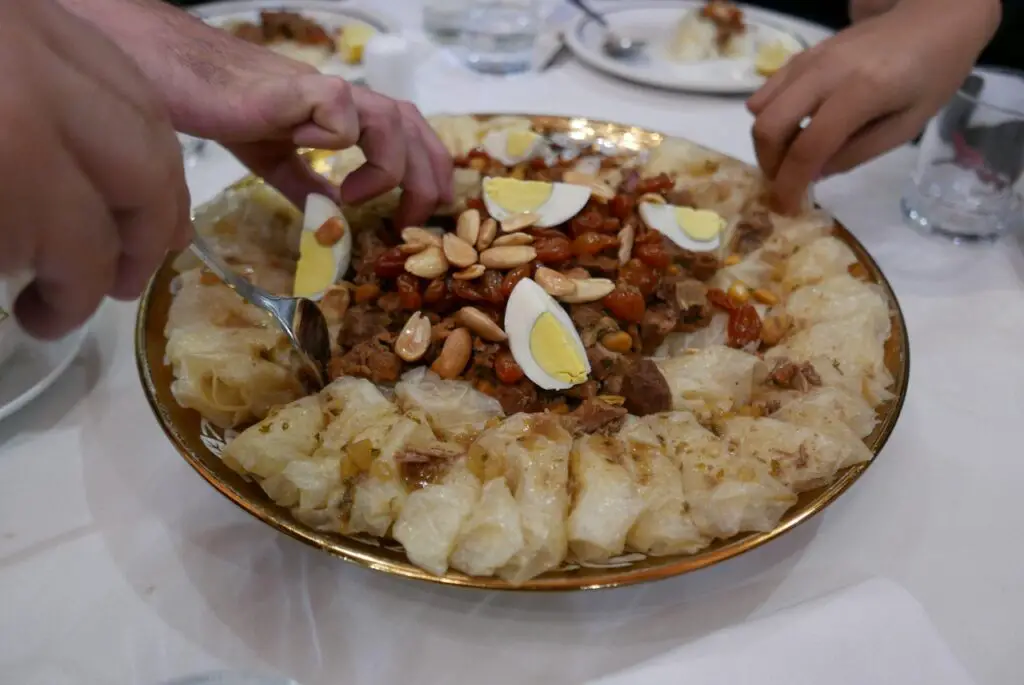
852, 0, 1001, 37
56, 0, 269, 131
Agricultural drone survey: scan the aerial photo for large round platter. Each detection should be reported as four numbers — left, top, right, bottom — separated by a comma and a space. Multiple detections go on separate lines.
564, 1, 831, 94
137, 114, 908, 591
191, 0, 396, 83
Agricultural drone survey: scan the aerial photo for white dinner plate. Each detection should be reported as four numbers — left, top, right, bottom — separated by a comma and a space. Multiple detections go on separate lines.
0, 324, 89, 423
190, 0, 397, 83
564, 1, 830, 94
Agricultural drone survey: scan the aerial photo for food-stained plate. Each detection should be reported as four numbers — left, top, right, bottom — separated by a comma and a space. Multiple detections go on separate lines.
191, 0, 396, 83
564, 1, 829, 94
136, 115, 909, 591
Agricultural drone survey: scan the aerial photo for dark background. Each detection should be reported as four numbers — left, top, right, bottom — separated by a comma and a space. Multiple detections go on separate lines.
165, 0, 1023, 68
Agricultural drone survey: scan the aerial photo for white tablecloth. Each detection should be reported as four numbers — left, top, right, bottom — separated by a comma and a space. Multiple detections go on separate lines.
2, 3, 1023, 684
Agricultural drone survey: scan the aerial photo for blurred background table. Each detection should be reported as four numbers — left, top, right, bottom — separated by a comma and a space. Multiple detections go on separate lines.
2, 2, 1023, 684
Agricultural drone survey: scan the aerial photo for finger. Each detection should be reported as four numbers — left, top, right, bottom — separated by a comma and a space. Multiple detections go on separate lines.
171, 170, 194, 252
751, 71, 827, 181
746, 46, 815, 115
215, 74, 360, 147
822, 106, 929, 177
229, 142, 340, 208
395, 120, 441, 228
403, 104, 454, 205
341, 88, 407, 204
15, 165, 119, 339
110, 144, 191, 299
772, 87, 901, 213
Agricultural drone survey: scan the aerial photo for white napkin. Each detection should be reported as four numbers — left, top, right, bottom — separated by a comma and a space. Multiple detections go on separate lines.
588, 579, 976, 685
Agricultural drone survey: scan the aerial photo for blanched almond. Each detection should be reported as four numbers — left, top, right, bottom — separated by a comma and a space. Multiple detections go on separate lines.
558, 277, 616, 303
535, 266, 576, 297
431, 327, 472, 379
500, 212, 540, 233
404, 246, 448, 279
476, 217, 497, 249
443, 233, 478, 268
479, 245, 537, 270
617, 223, 635, 265
492, 232, 534, 247
457, 209, 481, 246
455, 306, 507, 342
399, 242, 428, 255
394, 312, 432, 362
561, 169, 597, 186
453, 264, 485, 280
638, 192, 667, 205
589, 181, 616, 202
402, 226, 443, 248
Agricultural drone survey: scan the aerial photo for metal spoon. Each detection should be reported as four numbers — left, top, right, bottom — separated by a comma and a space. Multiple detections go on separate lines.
189, 233, 331, 392
567, 0, 646, 60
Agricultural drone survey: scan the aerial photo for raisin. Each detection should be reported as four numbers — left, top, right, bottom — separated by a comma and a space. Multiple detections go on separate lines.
603, 285, 646, 324
534, 237, 573, 263
501, 264, 532, 298
571, 232, 619, 256
619, 259, 659, 297
396, 273, 422, 310
635, 243, 671, 270
374, 247, 407, 278
494, 350, 525, 384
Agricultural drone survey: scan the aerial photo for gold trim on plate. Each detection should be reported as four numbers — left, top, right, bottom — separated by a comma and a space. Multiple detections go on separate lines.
135, 115, 909, 591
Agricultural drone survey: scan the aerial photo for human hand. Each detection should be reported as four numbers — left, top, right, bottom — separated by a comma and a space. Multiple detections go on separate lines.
0, 0, 190, 339
58, 0, 453, 226
211, 73, 455, 229
747, 0, 1000, 213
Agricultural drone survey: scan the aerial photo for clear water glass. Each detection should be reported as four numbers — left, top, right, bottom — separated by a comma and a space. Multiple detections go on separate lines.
901, 67, 1024, 243
424, 0, 469, 44
460, 0, 540, 75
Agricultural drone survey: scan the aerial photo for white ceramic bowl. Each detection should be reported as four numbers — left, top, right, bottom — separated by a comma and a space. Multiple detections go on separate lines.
0, 279, 24, 368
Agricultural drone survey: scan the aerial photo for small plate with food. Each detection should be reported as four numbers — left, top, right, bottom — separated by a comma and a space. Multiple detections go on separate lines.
564, 0, 828, 94
137, 114, 907, 590
192, 0, 395, 82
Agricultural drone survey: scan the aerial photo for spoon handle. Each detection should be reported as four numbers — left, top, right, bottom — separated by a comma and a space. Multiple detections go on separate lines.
190, 234, 279, 319
567, 0, 608, 27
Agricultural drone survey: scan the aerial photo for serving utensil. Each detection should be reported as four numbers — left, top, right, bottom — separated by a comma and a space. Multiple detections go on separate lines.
189, 234, 330, 392
567, 0, 646, 60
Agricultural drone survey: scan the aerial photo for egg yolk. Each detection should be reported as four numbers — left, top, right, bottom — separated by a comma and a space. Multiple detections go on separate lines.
484, 177, 553, 213
293, 231, 336, 298
529, 312, 588, 385
755, 41, 793, 76
506, 130, 539, 158
337, 23, 375, 64
675, 207, 725, 242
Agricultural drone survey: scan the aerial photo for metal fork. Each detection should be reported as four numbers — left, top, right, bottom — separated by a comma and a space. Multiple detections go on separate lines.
190, 233, 331, 391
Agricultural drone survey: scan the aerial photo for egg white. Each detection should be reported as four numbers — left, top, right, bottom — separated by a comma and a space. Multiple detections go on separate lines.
482, 179, 592, 228
638, 202, 721, 253
505, 278, 591, 391
300, 193, 352, 299
480, 129, 551, 167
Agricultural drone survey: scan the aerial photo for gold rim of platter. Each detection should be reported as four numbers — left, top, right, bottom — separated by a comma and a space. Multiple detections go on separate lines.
135, 113, 910, 592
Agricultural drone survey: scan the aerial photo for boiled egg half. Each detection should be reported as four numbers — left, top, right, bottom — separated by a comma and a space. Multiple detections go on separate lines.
505, 278, 590, 391
480, 129, 551, 166
638, 203, 724, 252
293, 193, 352, 300
482, 177, 591, 228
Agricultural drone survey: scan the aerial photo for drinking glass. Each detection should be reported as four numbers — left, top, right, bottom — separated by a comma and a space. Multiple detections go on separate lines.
460, 0, 541, 75
424, 0, 469, 44
901, 67, 1024, 243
